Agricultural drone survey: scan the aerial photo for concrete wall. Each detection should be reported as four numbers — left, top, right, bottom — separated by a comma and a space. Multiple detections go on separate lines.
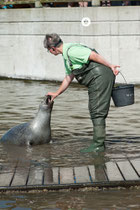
0, 6, 140, 83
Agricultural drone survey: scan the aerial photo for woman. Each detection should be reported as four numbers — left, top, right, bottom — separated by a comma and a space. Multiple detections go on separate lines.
44, 33, 120, 153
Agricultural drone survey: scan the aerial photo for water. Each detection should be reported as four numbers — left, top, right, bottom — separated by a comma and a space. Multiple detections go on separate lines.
0, 78, 140, 209
1, 189, 140, 209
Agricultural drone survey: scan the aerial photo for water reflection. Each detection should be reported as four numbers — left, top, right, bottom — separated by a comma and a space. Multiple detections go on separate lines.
0, 78, 140, 168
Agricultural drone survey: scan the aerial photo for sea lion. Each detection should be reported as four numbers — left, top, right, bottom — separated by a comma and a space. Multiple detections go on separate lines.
0, 96, 54, 146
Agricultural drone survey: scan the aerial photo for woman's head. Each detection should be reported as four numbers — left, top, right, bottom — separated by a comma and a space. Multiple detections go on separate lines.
44, 33, 63, 50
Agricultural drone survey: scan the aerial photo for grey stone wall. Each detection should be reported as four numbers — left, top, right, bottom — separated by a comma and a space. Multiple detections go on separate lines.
0, 7, 140, 83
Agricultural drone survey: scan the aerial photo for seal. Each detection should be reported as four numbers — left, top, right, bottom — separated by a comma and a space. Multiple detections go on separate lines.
0, 96, 54, 146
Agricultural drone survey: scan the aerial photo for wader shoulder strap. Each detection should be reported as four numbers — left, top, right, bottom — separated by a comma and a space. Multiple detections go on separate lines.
67, 46, 73, 70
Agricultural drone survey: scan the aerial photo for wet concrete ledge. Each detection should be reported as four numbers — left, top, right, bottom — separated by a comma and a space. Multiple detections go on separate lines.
1, 157, 140, 192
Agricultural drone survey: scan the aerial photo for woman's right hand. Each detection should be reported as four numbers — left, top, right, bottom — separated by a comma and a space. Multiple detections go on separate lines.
46, 92, 58, 101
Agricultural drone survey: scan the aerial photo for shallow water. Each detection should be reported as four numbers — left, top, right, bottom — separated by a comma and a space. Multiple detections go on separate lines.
0, 78, 140, 209
1, 188, 140, 209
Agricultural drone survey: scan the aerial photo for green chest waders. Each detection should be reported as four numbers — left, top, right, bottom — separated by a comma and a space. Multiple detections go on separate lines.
67, 47, 115, 153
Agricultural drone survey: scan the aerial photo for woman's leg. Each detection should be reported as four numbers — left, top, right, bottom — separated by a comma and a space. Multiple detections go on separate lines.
81, 66, 115, 153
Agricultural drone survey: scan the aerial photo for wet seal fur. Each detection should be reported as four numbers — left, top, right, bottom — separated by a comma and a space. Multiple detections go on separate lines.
0, 96, 54, 146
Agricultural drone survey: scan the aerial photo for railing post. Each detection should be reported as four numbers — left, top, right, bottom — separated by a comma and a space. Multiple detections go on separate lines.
91, 0, 100, 6
35, 0, 43, 7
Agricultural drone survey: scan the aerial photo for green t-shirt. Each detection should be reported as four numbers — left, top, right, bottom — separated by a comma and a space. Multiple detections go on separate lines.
62, 43, 92, 75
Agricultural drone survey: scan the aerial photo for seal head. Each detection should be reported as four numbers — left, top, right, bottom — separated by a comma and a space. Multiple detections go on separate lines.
0, 96, 54, 146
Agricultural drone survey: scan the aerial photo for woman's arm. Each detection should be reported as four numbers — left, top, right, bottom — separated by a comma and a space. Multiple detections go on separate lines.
89, 51, 120, 75
47, 73, 75, 101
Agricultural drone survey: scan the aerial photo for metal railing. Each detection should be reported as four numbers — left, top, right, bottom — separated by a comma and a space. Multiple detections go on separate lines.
0, 0, 90, 4
0, 0, 139, 7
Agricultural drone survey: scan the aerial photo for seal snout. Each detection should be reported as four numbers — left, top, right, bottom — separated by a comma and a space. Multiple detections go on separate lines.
45, 95, 52, 105
41, 95, 53, 109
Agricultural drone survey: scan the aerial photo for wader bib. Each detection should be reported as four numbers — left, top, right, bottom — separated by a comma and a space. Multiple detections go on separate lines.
67, 46, 115, 152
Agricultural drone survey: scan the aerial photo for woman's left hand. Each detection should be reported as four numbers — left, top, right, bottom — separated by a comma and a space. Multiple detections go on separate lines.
110, 65, 120, 75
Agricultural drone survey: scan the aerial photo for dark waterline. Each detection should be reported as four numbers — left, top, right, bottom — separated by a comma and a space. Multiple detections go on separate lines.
0, 78, 140, 209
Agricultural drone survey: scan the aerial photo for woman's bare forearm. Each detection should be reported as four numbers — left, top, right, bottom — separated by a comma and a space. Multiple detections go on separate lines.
89, 51, 120, 75
47, 73, 75, 100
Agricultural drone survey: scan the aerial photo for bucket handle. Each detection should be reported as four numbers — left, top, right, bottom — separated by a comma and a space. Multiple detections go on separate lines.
118, 71, 127, 84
